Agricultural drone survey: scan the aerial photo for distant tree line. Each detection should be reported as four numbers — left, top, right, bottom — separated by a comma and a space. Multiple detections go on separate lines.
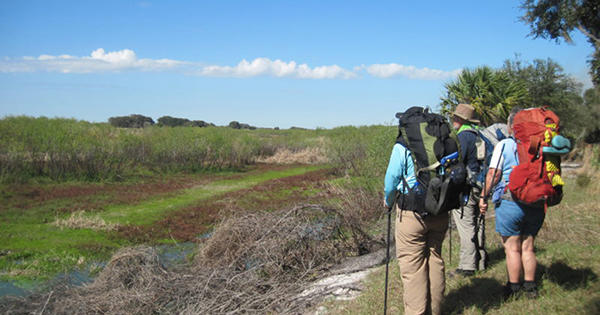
107, 114, 214, 128
228, 121, 257, 130
157, 116, 215, 128
107, 114, 261, 130
440, 56, 600, 143
108, 115, 155, 128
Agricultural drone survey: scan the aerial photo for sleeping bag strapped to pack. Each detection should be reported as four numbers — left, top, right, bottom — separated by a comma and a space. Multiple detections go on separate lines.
464, 123, 509, 191
507, 106, 571, 210
396, 106, 468, 216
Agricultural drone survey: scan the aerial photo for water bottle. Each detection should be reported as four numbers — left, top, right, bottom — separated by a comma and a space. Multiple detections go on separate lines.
413, 182, 426, 198
414, 181, 429, 214
462, 193, 469, 206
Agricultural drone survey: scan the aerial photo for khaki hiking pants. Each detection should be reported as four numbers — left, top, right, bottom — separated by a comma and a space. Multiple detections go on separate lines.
451, 187, 487, 271
395, 207, 448, 315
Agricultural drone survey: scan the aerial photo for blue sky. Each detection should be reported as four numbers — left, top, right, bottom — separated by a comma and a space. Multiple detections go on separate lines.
0, 0, 593, 128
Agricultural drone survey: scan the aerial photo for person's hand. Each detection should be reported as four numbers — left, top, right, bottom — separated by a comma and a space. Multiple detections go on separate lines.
479, 197, 488, 215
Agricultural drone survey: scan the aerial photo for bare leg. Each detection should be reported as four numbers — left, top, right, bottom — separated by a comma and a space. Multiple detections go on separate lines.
521, 235, 537, 282
502, 236, 522, 283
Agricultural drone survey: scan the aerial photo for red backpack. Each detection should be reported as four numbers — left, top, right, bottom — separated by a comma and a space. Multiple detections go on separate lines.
507, 107, 568, 210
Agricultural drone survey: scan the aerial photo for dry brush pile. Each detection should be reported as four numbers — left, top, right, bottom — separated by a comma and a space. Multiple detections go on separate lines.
1, 186, 384, 315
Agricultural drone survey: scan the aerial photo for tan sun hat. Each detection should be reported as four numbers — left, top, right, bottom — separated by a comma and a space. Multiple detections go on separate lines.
453, 103, 480, 124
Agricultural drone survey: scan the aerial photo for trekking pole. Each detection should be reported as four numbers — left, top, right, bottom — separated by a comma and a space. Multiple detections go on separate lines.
448, 214, 452, 265
383, 205, 392, 315
480, 214, 488, 268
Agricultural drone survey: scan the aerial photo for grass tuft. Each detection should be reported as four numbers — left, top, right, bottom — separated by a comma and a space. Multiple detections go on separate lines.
52, 211, 118, 231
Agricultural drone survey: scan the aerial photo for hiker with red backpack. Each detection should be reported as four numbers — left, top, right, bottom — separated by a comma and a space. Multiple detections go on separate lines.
479, 106, 570, 299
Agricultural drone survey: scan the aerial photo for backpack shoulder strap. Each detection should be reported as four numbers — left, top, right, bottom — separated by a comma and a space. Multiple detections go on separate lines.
462, 128, 479, 135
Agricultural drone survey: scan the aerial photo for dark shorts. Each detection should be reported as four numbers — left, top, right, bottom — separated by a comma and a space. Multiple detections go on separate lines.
495, 200, 545, 237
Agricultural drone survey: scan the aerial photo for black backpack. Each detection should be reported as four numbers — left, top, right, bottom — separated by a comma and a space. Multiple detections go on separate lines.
395, 107, 468, 215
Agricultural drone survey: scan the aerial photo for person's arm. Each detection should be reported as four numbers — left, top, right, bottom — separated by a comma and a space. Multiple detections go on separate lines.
479, 143, 505, 214
384, 144, 404, 208
480, 168, 502, 200
457, 131, 469, 163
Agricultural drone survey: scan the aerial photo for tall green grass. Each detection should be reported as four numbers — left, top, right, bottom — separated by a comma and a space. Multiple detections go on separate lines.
0, 117, 324, 183
0, 116, 395, 184
326, 124, 397, 193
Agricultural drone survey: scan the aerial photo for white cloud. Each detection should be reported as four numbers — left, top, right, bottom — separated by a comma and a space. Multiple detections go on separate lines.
197, 58, 357, 79
0, 48, 459, 81
0, 48, 185, 73
364, 63, 462, 80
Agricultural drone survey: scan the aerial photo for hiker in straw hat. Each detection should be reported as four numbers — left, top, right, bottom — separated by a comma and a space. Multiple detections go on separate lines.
449, 104, 488, 278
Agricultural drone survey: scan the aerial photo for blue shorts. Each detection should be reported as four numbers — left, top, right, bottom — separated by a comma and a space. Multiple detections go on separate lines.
495, 200, 545, 237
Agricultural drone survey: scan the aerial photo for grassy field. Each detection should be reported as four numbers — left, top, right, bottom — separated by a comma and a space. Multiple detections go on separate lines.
0, 116, 337, 183
0, 117, 396, 294
318, 174, 600, 315
0, 164, 330, 285
3, 116, 598, 314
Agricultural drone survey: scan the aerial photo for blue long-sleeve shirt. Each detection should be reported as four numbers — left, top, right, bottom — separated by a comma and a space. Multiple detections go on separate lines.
457, 125, 480, 174
384, 143, 416, 208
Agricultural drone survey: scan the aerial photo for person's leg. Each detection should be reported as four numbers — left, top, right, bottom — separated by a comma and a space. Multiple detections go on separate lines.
451, 202, 477, 272
519, 206, 545, 298
520, 234, 539, 298
502, 235, 522, 283
501, 235, 523, 299
496, 200, 526, 299
395, 210, 428, 315
426, 213, 449, 315
521, 206, 545, 282
521, 235, 536, 281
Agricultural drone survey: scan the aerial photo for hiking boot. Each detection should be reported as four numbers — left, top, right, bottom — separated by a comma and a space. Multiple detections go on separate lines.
448, 268, 475, 278
521, 281, 539, 299
503, 282, 521, 301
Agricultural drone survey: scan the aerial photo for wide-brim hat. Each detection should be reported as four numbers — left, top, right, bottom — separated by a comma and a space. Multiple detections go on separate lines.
452, 103, 480, 124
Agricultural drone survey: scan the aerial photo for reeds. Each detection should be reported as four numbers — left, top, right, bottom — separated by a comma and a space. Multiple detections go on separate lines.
1, 116, 398, 184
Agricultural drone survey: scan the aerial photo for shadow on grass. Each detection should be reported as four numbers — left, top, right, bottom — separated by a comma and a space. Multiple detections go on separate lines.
538, 261, 600, 315
539, 260, 598, 290
584, 296, 600, 315
442, 277, 504, 314
483, 246, 505, 270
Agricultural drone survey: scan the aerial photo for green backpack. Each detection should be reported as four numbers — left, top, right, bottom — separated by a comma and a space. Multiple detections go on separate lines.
395, 107, 468, 215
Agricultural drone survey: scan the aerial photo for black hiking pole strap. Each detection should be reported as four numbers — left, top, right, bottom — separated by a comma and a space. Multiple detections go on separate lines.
383, 206, 392, 315
472, 212, 480, 247
480, 215, 488, 267
472, 212, 482, 266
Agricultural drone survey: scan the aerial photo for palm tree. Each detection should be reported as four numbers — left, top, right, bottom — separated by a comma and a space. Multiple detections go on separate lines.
440, 66, 531, 126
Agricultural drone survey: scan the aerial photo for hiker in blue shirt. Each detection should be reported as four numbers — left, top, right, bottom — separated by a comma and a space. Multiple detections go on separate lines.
479, 107, 545, 299
384, 134, 448, 315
